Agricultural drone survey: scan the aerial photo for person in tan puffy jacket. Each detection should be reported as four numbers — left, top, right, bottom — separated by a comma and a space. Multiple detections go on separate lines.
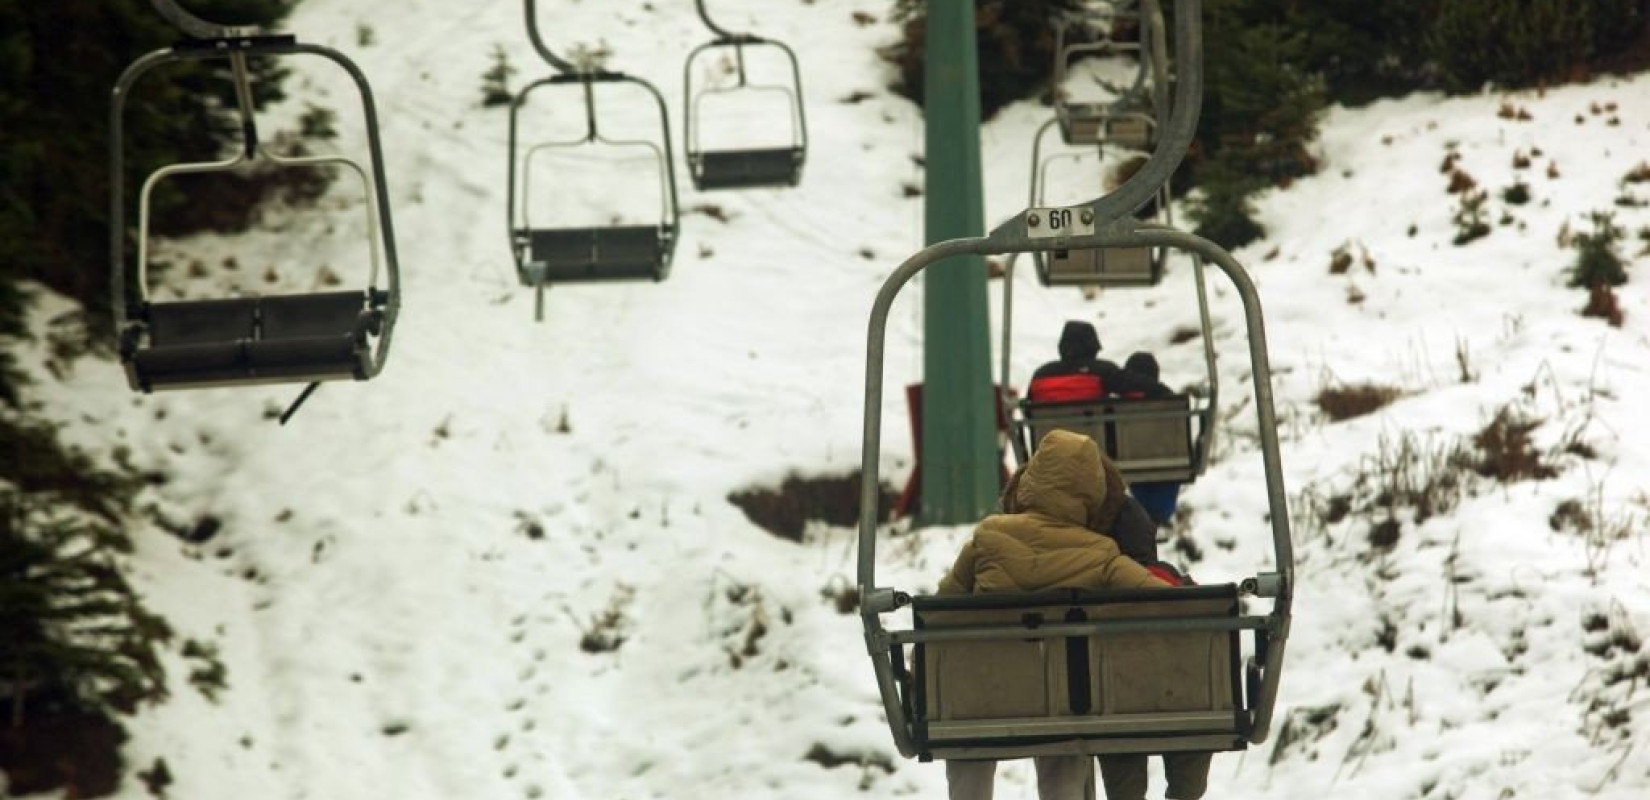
937, 429, 1210, 800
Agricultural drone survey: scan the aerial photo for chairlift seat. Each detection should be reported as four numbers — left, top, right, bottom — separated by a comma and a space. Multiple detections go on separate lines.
1022, 394, 1197, 483
691, 147, 803, 190
517, 225, 668, 284
1059, 104, 1157, 149
1043, 245, 1162, 288
125, 291, 378, 391
907, 586, 1246, 761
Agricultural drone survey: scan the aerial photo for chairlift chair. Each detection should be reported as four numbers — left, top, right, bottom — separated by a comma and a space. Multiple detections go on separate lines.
861, 228, 1289, 763
682, 1, 807, 190
507, 0, 681, 324
506, 72, 681, 288
110, 3, 401, 394
860, 0, 1291, 764
1053, 3, 1157, 148
1027, 117, 1171, 288
1000, 239, 1219, 487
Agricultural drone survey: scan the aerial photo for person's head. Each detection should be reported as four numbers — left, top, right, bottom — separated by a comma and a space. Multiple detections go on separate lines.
1057, 321, 1101, 364
1003, 430, 1120, 529
1124, 351, 1160, 382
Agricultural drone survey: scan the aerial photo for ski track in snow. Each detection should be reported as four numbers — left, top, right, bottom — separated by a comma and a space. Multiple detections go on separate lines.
12, 1, 1650, 798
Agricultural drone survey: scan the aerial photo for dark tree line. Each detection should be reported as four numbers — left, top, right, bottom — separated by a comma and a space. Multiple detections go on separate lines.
876, 0, 1649, 248
0, 0, 296, 338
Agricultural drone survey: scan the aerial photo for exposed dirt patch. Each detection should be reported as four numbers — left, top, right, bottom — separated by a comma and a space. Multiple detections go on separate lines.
728, 471, 898, 542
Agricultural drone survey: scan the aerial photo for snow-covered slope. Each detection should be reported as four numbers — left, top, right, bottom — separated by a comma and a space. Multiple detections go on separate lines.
15, 1, 1650, 798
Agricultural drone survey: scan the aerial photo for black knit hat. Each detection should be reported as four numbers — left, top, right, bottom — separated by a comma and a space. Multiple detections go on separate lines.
1124, 351, 1160, 382
1057, 321, 1101, 363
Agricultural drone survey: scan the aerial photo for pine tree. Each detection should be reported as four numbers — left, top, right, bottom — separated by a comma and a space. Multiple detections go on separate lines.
1569, 211, 1629, 289
481, 45, 517, 108
0, 492, 173, 729
881, 0, 1085, 119
1186, 158, 1265, 249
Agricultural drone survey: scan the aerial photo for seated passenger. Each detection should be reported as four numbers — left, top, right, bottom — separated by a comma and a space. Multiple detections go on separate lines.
1027, 320, 1124, 403
1117, 351, 1183, 526
938, 430, 1206, 800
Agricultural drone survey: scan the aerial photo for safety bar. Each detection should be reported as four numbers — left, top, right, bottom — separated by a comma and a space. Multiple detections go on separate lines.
135, 150, 383, 300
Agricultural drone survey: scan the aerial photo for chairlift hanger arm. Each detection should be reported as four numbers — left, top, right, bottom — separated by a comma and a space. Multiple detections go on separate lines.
523, 0, 578, 74
694, 0, 763, 44
151, 0, 260, 39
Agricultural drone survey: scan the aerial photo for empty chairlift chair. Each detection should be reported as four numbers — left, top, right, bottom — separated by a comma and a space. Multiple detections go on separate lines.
111, 5, 401, 394
1052, 4, 1159, 150
682, 0, 807, 191
507, 72, 681, 286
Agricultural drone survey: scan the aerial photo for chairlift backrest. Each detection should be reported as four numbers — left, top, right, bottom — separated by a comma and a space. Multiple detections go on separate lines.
912, 587, 1245, 760
1020, 395, 1202, 484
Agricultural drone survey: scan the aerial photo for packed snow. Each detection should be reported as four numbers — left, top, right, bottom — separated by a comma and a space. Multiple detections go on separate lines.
12, 1, 1650, 798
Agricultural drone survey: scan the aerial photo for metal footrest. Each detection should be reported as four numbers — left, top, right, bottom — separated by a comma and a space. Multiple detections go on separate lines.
691, 147, 803, 190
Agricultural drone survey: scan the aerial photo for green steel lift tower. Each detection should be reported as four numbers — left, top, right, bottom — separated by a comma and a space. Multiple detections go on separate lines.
918, 0, 999, 525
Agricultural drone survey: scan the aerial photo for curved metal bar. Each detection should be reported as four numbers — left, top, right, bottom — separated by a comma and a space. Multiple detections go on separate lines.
1192, 253, 1220, 473
858, 224, 1292, 754
521, 137, 668, 227
694, 0, 752, 42
682, 38, 807, 164
523, 0, 578, 74
111, 40, 401, 377
150, 0, 260, 39
998, 251, 1019, 403
994, 0, 1202, 248
137, 149, 382, 297
258, 149, 385, 289
1142, 0, 1171, 125
135, 151, 250, 300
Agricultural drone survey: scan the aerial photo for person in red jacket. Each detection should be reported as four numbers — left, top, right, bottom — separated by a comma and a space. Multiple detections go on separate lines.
1027, 321, 1156, 403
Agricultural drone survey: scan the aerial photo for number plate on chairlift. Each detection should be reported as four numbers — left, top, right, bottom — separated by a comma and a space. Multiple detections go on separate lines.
1026, 206, 1094, 238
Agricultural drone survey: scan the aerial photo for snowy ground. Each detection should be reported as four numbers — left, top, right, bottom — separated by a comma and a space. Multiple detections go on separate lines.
12, 1, 1650, 798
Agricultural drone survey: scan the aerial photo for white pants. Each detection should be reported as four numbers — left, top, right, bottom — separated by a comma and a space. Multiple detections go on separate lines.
946, 757, 1095, 800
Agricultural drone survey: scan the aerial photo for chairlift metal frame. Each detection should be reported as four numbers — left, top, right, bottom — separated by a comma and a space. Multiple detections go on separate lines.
858, 0, 1290, 763
1026, 115, 1170, 288
110, 0, 401, 398
682, 0, 808, 191
1053, 0, 1169, 149
507, 0, 681, 321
